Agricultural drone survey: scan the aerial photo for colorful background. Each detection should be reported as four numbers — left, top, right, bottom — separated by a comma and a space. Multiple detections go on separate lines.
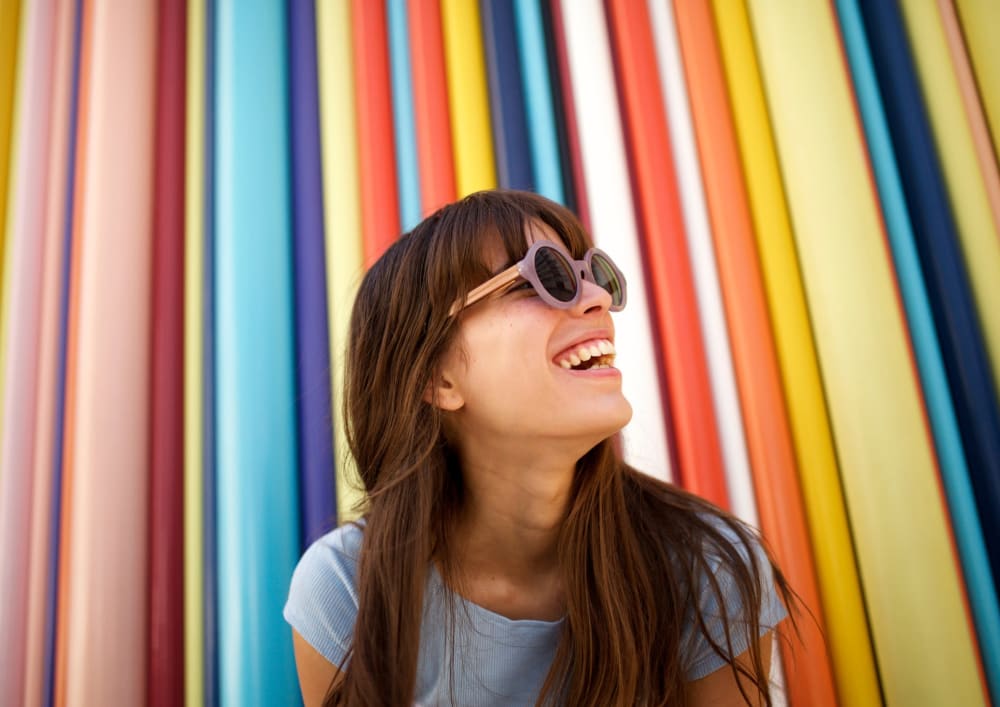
0, 0, 998, 705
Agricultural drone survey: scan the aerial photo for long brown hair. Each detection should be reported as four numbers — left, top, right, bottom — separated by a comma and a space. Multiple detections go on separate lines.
330, 190, 794, 706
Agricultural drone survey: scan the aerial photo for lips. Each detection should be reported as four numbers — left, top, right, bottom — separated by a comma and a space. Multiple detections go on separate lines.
553, 338, 616, 370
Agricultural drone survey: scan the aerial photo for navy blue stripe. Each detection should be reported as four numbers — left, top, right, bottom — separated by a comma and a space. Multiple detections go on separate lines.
289, 0, 336, 547
481, 0, 535, 191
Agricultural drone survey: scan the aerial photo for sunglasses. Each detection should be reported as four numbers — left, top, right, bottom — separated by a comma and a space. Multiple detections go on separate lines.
449, 240, 628, 316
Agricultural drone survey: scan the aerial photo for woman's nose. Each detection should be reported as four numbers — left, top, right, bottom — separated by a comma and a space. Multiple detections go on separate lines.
574, 275, 612, 316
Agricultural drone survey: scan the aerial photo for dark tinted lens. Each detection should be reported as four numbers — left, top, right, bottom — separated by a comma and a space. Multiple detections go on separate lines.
534, 246, 577, 302
590, 253, 623, 306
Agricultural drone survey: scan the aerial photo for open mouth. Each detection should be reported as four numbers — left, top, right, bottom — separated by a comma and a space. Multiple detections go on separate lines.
554, 338, 616, 371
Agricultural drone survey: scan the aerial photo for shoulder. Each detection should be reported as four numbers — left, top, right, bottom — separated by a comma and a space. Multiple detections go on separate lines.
283, 522, 366, 667
681, 513, 786, 680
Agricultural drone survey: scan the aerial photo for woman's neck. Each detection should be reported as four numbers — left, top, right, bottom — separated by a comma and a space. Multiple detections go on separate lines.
444, 445, 577, 607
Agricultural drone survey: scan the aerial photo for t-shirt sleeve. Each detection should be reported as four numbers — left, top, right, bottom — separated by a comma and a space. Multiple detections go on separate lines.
283, 523, 364, 668
681, 521, 787, 681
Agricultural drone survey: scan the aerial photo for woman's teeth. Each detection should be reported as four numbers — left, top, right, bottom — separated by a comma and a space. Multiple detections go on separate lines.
556, 339, 616, 370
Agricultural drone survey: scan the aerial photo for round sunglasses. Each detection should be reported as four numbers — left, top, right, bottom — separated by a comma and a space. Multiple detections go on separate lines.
449, 240, 628, 316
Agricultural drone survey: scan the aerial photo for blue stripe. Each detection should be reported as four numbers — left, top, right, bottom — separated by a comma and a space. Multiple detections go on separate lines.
387, 0, 423, 231
481, 0, 535, 191
214, 0, 301, 703
289, 0, 336, 546
838, 0, 1000, 701
43, 1, 84, 704
513, 0, 564, 204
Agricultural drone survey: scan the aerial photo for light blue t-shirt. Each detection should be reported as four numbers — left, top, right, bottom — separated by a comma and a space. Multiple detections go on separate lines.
284, 520, 785, 706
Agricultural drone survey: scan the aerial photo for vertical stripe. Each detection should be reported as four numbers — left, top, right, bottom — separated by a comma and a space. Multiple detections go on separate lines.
481, 0, 534, 191
201, 1, 219, 702
290, 0, 336, 547
45, 2, 82, 702
513, 0, 563, 204
408, 0, 456, 215
214, 1, 300, 703
606, 0, 728, 506
938, 0, 1000, 246
352, 0, 401, 264
387, 0, 423, 232
545, 0, 587, 224
0, 0, 21, 328
750, 0, 986, 702
24, 0, 76, 704
953, 0, 1000, 162
149, 0, 186, 703
0, 2, 55, 702
898, 0, 1000, 395
317, 0, 364, 522
56, 2, 157, 703
183, 0, 207, 703
441, 0, 496, 195
555, 0, 672, 482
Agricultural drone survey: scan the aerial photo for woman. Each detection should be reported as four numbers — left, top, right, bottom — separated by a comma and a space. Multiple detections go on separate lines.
284, 190, 792, 706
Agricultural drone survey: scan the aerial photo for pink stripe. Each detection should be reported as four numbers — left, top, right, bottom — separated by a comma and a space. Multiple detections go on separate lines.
0, 2, 56, 703
937, 0, 1000, 244
56, 3, 156, 703
23, 2, 75, 704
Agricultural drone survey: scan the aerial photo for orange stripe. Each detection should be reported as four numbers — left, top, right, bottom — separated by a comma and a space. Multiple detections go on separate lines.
605, 0, 728, 508
352, 0, 400, 263
671, 1, 838, 702
408, 0, 455, 216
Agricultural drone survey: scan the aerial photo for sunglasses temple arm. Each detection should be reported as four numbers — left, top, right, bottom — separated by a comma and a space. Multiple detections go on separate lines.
449, 266, 522, 317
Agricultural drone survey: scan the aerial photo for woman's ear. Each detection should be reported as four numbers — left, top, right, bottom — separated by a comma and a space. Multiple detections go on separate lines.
423, 370, 464, 411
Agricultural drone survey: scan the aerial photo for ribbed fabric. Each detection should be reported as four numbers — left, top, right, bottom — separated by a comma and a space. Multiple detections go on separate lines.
285, 521, 786, 704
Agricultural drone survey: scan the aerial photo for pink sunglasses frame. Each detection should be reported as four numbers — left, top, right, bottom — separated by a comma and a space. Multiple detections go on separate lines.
449, 240, 628, 317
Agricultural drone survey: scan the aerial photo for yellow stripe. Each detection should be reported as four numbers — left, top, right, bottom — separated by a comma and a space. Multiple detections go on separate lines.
440, 0, 496, 195
900, 0, 1000, 397
746, 0, 985, 703
0, 0, 22, 467
184, 0, 205, 703
710, 3, 880, 702
317, 0, 363, 522
954, 0, 1000, 165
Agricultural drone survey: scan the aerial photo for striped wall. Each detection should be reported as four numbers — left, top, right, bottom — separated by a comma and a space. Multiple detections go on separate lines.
0, 0, 997, 705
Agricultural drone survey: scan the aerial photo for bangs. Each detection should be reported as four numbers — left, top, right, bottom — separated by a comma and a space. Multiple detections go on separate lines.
413, 190, 594, 318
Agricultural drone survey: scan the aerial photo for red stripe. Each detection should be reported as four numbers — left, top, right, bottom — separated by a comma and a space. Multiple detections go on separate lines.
547, 0, 591, 233
408, 0, 456, 216
353, 0, 401, 263
148, 0, 186, 703
604, 0, 728, 507
672, 0, 838, 701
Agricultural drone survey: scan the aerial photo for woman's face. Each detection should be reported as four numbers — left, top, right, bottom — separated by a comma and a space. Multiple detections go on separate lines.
435, 222, 633, 454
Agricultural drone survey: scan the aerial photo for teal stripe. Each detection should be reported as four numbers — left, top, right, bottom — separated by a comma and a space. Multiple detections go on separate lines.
836, 1, 1000, 701
387, 0, 422, 231
214, 1, 301, 704
513, 0, 564, 204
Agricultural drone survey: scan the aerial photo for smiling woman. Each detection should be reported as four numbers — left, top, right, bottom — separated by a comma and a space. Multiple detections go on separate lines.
283, 189, 792, 707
